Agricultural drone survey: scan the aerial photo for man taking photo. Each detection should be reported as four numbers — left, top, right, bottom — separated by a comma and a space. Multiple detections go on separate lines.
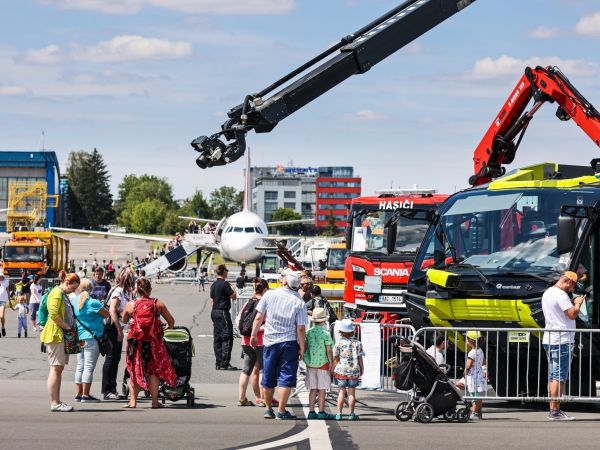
542, 270, 585, 421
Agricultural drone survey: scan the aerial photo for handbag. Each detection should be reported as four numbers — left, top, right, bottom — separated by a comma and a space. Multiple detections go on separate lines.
63, 328, 81, 354
75, 314, 113, 356
102, 287, 119, 328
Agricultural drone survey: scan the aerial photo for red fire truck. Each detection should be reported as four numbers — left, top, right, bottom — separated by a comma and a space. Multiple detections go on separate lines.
343, 188, 448, 319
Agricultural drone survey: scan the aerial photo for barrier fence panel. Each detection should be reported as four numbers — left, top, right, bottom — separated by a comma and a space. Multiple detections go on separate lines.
411, 327, 600, 403
7, 277, 61, 294
231, 287, 255, 338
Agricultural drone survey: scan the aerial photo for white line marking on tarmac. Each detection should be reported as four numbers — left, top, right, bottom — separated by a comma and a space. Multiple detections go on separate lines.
236, 391, 332, 450
197, 334, 214, 337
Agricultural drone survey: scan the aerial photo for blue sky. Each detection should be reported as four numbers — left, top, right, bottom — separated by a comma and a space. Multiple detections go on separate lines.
1, 0, 600, 199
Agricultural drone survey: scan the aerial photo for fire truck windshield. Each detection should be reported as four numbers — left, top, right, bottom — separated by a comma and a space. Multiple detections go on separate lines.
4, 246, 44, 262
413, 189, 597, 277
350, 207, 429, 255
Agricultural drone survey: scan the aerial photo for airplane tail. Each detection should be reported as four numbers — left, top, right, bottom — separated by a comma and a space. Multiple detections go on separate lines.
243, 147, 251, 211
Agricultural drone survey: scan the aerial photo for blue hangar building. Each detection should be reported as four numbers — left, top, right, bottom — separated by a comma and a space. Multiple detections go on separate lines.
0, 150, 63, 232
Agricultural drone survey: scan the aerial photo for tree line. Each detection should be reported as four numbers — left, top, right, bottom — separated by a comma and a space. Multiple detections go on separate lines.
66, 149, 244, 234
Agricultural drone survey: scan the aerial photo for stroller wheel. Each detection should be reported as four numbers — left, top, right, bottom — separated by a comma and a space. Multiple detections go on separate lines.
394, 402, 413, 422
443, 410, 456, 422
456, 407, 471, 423
415, 403, 434, 423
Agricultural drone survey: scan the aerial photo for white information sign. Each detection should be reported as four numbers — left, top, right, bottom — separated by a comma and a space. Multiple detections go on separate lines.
352, 227, 367, 252
359, 322, 381, 390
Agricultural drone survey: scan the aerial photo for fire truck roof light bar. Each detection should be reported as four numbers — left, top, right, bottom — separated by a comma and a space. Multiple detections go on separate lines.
375, 188, 437, 196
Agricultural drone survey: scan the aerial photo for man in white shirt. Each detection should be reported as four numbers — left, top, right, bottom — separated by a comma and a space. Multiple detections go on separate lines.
542, 271, 584, 421
0, 274, 8, 337
426, 335, 447, 366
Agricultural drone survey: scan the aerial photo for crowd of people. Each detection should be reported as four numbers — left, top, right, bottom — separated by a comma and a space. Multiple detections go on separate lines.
210, 264, 364, 420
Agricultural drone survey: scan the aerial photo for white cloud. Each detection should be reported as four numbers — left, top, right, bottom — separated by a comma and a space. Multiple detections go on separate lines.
575, 12, 600, 37
42, 0, 295, 15
466, 55, 598, 79
21, 44, 63, 65
0, 85, 28, 96
71, 35, 192, 63
341, 109, 387, 121
528, 26, 560, 39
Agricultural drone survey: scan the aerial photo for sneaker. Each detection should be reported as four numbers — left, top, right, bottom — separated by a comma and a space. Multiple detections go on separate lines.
307, 411, 318, 420
75, 396, 82, 402
255, 398, 266, 407
317, 411, 334, 420
50, 402, 73, 412
264, 408, 276, 419
557, 410, 575, 421
547, 410, 574, 421
335, 413, 343, 420
348, 413, 360, 421
221, 364, 239, 371
2, 328, 5, 337
103, 392, 120, 401
25, 332, 27, 338
275, 410, 297, 420
81, 395, 100, 403
470, 414, 480, 421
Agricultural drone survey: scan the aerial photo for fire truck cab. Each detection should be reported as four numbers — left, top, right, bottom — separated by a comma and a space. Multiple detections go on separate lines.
343, 188, 448, 317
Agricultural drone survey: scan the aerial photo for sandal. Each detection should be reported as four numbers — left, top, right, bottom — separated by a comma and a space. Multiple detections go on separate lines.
151, 403, 164, 409
237, 398, 254, 406
122, 403, 136, 409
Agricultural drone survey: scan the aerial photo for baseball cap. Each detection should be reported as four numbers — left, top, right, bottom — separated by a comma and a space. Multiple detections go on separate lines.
282, 269, 301, 290
563, 271, 578, 283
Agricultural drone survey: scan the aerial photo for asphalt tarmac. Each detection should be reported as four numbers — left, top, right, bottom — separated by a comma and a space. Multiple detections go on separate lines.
1, 283, 600, 450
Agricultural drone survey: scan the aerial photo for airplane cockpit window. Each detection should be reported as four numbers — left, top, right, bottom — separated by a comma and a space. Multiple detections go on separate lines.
233, 227, 243, 232
245, 227, 254, 233
255, 227, 264, 234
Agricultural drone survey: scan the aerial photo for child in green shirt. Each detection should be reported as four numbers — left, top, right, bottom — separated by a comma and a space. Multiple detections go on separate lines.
304, 307, 334, 420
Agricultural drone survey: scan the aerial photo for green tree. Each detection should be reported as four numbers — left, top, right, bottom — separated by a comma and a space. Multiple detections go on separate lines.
128, 199, 167, 234
209, 186, 243, 219
180, 190, 211, 219
271, 208, 303, 234
66, 148, 114, 228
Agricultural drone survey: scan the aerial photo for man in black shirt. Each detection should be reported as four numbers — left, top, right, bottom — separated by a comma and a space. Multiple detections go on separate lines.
210, 264, 238, 370
91, 267, 111, 301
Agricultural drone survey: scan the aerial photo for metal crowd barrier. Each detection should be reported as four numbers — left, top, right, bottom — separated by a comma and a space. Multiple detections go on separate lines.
7, 277, 61, 294
231, 287, 255, 338
410, 327, 600, 403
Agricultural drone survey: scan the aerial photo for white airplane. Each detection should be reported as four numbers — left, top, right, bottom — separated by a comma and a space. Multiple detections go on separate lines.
52, 150, 311, 276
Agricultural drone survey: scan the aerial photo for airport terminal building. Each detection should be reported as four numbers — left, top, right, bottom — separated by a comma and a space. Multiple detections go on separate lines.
251, 165, 361, 228
0, 150, 64, 231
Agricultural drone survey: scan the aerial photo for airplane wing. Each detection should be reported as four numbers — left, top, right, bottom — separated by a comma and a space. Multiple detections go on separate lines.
51, 227, 172, 242
178, 216, 221, 224
266, 218, 314, 227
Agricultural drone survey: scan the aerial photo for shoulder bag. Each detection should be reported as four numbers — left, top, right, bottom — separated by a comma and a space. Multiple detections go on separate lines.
75, 314, 113, 356
62, 296, 81, 355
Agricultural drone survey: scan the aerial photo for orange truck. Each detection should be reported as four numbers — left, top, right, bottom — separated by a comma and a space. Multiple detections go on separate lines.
2, 231, 69, 277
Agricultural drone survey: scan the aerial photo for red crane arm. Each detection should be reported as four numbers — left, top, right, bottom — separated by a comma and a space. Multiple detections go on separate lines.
469, 66, 600, 186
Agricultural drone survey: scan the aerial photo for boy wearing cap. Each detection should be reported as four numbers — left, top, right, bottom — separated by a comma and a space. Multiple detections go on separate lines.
541, 271, 585, 421
332, 319, 364, 421
304, 307, 334, 420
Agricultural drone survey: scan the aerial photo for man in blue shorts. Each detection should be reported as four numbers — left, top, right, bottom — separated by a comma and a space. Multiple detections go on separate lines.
542, 271, 585, 421
251, 269, 308, 420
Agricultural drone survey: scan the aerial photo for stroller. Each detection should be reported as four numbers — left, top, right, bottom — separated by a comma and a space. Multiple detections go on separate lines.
122, 326, 196, 407
160, 326, 196, 406
393, 338, 471, 423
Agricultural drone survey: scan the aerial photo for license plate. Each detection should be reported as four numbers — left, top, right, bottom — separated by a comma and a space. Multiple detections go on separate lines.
380, 295, 403, 303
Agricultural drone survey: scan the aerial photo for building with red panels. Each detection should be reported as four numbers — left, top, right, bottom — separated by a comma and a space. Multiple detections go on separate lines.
316, 166, 361, 229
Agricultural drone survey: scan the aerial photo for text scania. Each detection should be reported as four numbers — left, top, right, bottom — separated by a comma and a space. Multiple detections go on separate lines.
379, 200, 414, 210
374, 268, 410, 277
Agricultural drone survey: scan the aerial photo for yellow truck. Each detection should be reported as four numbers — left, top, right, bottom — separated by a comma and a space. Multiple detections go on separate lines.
325, 242, 348, 284
2, 231, 69, 277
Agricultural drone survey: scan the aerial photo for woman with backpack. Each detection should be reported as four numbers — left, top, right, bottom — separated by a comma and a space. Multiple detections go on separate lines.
236, 278, 269, 407
121, 277, 176, 409
40, 271, 81, 412
72, 278, 110, 402
101, 267, 135, 400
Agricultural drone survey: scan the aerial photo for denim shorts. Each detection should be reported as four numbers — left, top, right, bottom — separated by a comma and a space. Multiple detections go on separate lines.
335, 378, 360, 388
543, 343, 573, 383
262, 341, 299, 388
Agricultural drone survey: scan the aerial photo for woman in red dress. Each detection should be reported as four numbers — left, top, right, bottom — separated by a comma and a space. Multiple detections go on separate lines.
122, 277, 176, 408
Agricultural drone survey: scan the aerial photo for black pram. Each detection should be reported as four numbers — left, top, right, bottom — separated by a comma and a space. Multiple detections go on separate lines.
393, 339, 471, 423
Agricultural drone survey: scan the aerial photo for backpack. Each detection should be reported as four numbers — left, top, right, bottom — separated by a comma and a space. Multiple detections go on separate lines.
129, 298, 158, 341
37, 289, 54, 327
238, 298, 259, 337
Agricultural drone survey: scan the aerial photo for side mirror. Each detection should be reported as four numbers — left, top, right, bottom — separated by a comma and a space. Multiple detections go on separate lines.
386, 224, 397, 255
557, 216, 576, 255
344, 226, 352, 250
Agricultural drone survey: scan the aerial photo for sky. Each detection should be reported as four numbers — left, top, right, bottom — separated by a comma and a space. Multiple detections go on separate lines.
1, 0, 600, 200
